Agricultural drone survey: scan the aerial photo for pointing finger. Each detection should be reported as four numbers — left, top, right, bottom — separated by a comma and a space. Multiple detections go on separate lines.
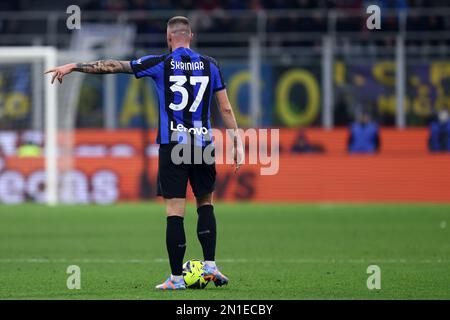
51, 72, 58, 84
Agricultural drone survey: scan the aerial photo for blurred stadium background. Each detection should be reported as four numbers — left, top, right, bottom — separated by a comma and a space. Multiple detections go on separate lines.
1, 0, 450, 204
0, 0, 450, 299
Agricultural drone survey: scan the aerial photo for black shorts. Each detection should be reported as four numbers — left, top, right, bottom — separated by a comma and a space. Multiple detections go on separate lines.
157, 143, 216, 199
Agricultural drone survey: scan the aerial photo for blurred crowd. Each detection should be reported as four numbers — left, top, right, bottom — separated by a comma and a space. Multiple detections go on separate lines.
82, 0, 450, 34
1, 0, 450, 50
2, 0, 450, 33
78, 0, 450, 12
3, 0, 448, 11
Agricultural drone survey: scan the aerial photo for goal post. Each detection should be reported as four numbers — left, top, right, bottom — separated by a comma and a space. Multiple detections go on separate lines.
0, 47, 58, 206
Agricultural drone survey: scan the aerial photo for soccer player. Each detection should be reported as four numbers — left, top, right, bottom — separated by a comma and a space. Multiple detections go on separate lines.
45, 16, 243, 290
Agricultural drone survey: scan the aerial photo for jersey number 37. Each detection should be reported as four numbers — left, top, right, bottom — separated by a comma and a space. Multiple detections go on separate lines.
168, 75, 209, 112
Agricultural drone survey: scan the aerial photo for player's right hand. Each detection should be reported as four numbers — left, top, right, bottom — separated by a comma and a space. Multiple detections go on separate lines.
44, 63, 76, 84
233, 137, 244, 173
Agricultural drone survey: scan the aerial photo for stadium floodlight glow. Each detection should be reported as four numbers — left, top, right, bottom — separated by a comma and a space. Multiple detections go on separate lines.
0, 47, 58, 206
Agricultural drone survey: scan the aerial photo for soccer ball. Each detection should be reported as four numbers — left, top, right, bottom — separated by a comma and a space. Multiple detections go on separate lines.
182, 259, 209, 289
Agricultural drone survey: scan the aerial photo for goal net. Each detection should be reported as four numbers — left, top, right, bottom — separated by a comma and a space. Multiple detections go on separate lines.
0, 25, 135, 206
0, 47, 58, 205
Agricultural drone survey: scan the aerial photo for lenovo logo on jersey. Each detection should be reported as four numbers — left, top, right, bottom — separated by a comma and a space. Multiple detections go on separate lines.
170, 121, 208, 135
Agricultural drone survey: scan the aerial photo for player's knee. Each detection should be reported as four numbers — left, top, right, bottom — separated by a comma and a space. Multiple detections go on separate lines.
165, 198, 186, 216
196, 194, 213, 208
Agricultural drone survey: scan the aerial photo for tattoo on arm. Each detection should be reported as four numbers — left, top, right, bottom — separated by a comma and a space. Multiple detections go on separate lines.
74, 60, 132, 74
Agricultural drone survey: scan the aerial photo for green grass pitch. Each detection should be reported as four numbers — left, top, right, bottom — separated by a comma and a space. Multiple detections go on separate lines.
0, 203, 449, 299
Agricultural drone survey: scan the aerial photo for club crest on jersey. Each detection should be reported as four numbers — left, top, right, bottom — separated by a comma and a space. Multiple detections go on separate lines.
170, 121, 208, 135
170, 59, 204, 71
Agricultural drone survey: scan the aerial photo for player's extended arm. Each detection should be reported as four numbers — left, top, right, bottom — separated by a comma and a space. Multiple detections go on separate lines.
215, 88, 244, 172
44, 60, 132, 84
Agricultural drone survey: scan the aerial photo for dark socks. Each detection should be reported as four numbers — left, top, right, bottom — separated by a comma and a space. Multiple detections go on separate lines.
197, 204, 217, 261
166, 216, 186, 276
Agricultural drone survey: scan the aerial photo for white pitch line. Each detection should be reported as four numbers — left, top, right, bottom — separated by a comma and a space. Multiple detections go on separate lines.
0, 258, 448, 264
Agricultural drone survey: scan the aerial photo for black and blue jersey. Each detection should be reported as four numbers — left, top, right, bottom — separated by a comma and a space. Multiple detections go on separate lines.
130, 47, 226, 145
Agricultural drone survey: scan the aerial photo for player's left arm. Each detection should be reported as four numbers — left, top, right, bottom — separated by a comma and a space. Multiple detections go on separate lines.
216, 88, 244, 172
44, 60, 132, 84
